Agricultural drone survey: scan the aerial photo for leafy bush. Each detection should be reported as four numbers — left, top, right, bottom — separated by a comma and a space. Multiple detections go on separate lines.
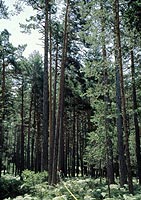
1, 170, 48, 200
0, 175, 23, 200
3, 175, 141, 200
4, 194, 38, 200
21, 170, 48, 193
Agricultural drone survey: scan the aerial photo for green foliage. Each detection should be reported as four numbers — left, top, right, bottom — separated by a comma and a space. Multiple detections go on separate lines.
21, 170, 48, 193
124, 0, 141, 32
0, 175, 23, 199
2, 0, 141, 197
3, 177, 141, 200
0, 0, 9, 19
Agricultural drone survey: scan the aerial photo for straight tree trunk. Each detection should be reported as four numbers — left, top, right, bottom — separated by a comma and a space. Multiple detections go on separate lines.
0, 54, 5, 177
66, 116, 71, 177
83, 114, 88, 176
80, 114, 84, 177
48, 42, 59, 184
16, 131, 20, 175
27, 92, 33, 170
104, 75, 114, 184
49, 13, 52, 141
48, 11, 53, 184
13, 134, 16, 175
42, 0, 49, 171
58, 108, 65, 174
71, 106, 76, 177
76, 114, 79, 176
35, 107, 41, 172
20, 79, 24, 175
64, 114, 68, 177
100, 4, 114, 183
115, 58, 127, 186
114, 0, 133, 193
113, 1, 127, 187
52, 0, 70, 185
130, 50, 141, 184
31, 105, 36, 171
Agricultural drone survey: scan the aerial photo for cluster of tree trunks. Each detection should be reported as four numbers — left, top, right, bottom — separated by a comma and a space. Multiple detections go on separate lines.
1, 1, 141, 195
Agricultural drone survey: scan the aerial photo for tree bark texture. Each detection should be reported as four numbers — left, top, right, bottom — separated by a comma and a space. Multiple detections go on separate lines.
101, 4, 115, 183
130, 50, 141, 184
42, 0, 49, 171
20, 79, 24, 175
114, 0, 133, 193
52, 0, 70, 185
48, 42, 58, 184
27, 92, 33, 170
113, 0, 127, 187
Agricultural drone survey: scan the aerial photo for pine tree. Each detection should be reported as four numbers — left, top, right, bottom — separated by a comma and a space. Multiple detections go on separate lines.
113, 0, 133, 193
130, 50, 141, 184
42, 0, 49, 172
52, 0, 70, 185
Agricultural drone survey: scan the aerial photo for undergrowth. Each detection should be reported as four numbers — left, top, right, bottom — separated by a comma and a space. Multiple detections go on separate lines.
1, 170, 141, 200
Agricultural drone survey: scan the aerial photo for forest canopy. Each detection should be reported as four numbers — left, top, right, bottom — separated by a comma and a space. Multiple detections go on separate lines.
1, 0, 141, 198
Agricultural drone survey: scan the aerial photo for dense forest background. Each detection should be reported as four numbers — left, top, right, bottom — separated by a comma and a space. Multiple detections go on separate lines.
1, 0, 141, 198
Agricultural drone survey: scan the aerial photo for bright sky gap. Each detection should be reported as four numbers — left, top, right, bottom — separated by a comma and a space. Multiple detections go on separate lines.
0, 0, 44, 58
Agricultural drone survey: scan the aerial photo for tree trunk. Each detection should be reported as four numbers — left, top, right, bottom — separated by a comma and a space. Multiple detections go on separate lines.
114, 0, 133, 193
76, 114, 79, 177
16, 131, 20, 175
64, 114, 68, 177
42, 0, 49, 171
48, 41, 58, 184
113, 1, 127, 187
48, 12, 53, 184
101, 3, 114, 183
104, 76, 115, 184
71, 106, 76, 177
31, 105, 36, 171
35, 107, 41, 172
115, 59, 127, 185
48, 42, 59, 184
27, 92, 33, 170
0, 54, 5, 177
80, 114, 84, 177
20, 78, 24, 175
52, 0, 70, 185
66, 116, 71, 177
58, 109, 65, 175
130, 50, 141, 184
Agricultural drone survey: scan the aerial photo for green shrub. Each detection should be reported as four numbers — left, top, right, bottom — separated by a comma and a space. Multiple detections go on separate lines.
21, 170, 48, 193
0, 175, 23, 199
3, 175, 141, 200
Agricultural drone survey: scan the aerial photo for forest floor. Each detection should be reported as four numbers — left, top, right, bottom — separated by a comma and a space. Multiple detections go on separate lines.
1, 171, 141, 200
